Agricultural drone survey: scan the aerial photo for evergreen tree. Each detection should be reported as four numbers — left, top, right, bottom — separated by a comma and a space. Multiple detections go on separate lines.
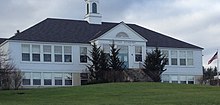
203, 67, 217, 84
87, 43, 101, 81
143, 48, 168, 82
99, 50, 110, 82
109, 42, 125, 82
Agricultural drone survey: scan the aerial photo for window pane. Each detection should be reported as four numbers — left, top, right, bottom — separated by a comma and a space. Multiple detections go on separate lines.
54, 46, 62, 54
135, 46, 142, 54
33, 73, 41, 85
171, 51, 177, 58
80, 55, 87, 63
179, 51, 186, 58
33, 79, 41, 85
187, 51, 193, 58
44, 73, 52, 85
92, 3, 97, 13
65, 55, 72, 62
187, 59, 193, 66
43, 45, 51, 53
64, 46, 72, 54
171, 58, 177, 65
180, 59, 186, 66
32, 45, 40, 53
32, 54, 40, 61
23, 73, 31, 85
54, 73, 62, 85
118, 46, 128, 53
22, 44, 30, 53
44, 54, 51, 62
135, 54, 142, 62
22, 53, 30, 61
64, 73, 72, 85
22, 79, 30, 85
80, 47, 87, 55
55, 54, 62, 62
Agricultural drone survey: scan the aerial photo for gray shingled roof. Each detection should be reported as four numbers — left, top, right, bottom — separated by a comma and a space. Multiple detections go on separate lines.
10, 18, 203, 49
0, 38, 7, 44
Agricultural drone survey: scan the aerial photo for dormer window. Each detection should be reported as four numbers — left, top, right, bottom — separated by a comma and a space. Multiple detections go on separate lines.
92, 3, 97, 13
116, 32, 129, 38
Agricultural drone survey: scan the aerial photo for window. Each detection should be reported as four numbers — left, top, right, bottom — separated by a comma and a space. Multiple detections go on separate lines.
171, 51, 178, 65
44, 73, 52, 85
179, 51, 186, 66
135, 46, 142, 62
87, 3, 89, 14
22, 73, 31, 85
92, 3, 97, 13
54, 73, 62, 85
64, 73, 72, 85
80, 47, 87, 63
54, 46, 62, 62
180, 76, 187, 84
64, 46, 72, 62
188, 76, 194, 84
43, 45, 52, 62
33, 73, 41, 85
187, 51, 194, 66
171, 75, 178, 83
22, 44, 30, 61
162, 50, 169, 65
32, 45, 40, 62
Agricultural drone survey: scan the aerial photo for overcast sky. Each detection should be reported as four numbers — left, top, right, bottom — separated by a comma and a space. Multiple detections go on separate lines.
0, 0, 220, 67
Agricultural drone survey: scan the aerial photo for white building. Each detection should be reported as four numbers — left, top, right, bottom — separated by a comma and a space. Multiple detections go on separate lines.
0, 0, 203, 87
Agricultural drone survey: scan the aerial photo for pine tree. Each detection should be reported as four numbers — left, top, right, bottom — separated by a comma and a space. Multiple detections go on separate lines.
143, 47, 168, 82
109, 42, 125, 82
99, 50, 110, 82
88, 43, 101, 81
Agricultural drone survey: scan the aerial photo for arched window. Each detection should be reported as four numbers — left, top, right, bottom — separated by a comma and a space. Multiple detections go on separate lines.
87, 3, 89, 14
116, 32, 129, 38
92, 3, 97, 13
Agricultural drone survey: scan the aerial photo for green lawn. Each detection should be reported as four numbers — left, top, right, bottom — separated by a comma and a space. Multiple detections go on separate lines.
0, 82, 220, 105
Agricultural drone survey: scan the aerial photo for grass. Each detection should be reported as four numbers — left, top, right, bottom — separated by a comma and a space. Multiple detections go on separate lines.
0, 82, 220, 105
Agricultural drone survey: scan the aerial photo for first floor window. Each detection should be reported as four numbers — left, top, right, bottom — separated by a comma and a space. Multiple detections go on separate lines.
32, 54, 40, 61
135, 46, 142, 62
54, 73, 63, 85
33, 73, 41, 85
22, 73, 31, 85
44, 73, 52, 85
64, 73, 72, 85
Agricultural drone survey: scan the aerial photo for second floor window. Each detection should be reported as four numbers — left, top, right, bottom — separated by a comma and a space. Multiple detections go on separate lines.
22, 44, 30, 61
54, 46, 62, 62
80, 47, 87, 63
32, 45, 40, 62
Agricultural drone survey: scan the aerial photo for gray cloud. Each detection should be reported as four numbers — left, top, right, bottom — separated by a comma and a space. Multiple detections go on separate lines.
0, 0, 219, 67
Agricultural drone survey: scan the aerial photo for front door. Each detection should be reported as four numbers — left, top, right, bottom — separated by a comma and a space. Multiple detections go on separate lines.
118, 46, 129, 69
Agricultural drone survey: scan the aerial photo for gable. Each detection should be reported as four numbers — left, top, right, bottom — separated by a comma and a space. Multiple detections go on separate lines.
94, 22, 147, 42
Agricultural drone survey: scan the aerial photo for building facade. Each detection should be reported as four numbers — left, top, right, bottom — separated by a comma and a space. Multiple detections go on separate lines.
0, 0, 203, 87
